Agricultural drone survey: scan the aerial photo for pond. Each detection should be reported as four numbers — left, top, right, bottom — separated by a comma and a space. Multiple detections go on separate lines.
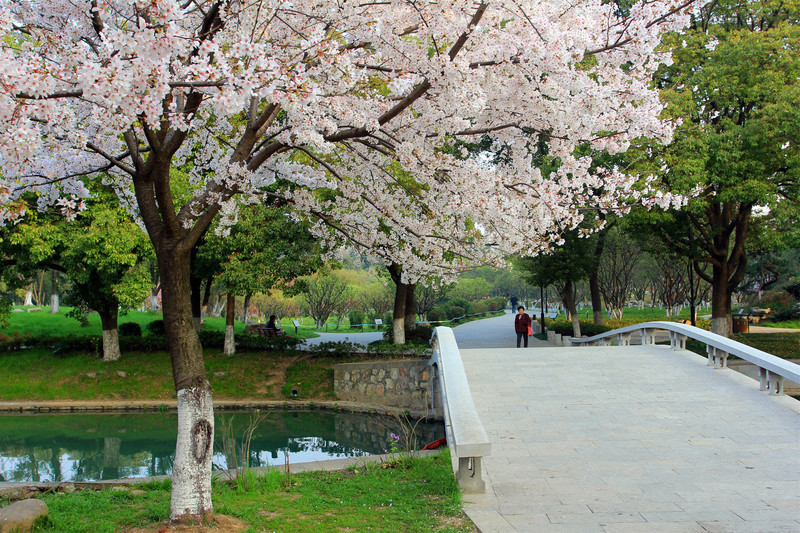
0, 410, 445, 483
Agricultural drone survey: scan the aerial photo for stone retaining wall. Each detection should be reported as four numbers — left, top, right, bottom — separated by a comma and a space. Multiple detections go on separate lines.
334, 360, 439, 416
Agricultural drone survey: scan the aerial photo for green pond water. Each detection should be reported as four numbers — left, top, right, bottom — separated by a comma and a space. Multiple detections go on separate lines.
0, 410, 444, 483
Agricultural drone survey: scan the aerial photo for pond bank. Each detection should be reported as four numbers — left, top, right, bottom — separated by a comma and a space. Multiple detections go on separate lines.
0, 398, 437, 420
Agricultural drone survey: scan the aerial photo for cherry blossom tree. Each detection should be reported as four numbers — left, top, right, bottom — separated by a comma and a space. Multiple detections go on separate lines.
0, 0, 702, 523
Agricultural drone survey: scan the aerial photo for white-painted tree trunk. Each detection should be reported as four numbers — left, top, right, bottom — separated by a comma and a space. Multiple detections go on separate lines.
712, 316, 730, 337
102, 328, 121, 362
23, 290, 33, 307
170, 386, 214, 523
393, 317, 405, 345
224, 325, 235, 356
49, 293, 59, 313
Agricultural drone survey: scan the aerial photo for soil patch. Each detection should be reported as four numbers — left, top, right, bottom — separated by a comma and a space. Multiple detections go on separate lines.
122, 514, 247, 533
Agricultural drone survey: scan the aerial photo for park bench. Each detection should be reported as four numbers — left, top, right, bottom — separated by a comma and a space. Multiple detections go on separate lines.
245, 322, 287, 338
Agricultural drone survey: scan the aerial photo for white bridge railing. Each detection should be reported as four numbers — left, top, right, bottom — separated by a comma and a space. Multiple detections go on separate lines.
430, 327, 490, 493
570, 321, 800, 395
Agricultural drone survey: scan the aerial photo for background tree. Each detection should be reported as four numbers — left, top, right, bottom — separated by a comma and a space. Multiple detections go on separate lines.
195, 201, 323, 353
516, 230, 596, 336
5, 194, 152, 360
597, 226, 644, 319
632, 1, 800, 335
300, 275, 350, 329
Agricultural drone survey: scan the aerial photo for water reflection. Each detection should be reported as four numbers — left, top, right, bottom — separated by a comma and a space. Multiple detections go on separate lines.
0, 410, 444, 483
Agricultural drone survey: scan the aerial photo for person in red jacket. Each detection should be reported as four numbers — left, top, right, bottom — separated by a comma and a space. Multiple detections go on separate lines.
514, 306, 531, 348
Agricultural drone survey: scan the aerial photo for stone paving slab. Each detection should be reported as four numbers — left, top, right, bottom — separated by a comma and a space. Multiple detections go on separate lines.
458, 345, 800, 532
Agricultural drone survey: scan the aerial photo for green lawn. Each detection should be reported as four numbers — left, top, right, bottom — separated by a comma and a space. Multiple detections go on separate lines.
28, 452, 474, 533
0, 347, 330, 401
0, 307, 392, 339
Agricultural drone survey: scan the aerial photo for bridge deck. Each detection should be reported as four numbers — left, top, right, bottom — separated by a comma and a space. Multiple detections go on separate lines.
458, 345, 800, 532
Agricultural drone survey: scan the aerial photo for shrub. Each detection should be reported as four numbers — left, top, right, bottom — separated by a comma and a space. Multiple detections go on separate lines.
0, 331, 32, 351
382, 324, 434, 346
771, 304, 800, 322
198, 330, 304, 352
786, 282, 800, 301
446, 305, 465, 320
118, 322, 142, 337
310, 340, 366, 357
147, 319, 166, 336
548, 320, 612, 337
426, 309, 442, 322
348, 309, 365, 327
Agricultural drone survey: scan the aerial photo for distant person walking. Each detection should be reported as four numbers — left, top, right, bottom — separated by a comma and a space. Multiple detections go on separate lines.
514, 306, 531, 348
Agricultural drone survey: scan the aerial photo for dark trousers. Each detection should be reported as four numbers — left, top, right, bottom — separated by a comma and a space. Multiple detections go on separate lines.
516, 331, 528, 348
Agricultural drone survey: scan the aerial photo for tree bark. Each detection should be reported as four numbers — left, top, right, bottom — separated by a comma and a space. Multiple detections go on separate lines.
157, 247, 214, 524
23, 288, 33, 307
387, 264, 406, 345
563, 279, 581, 338
224, 292, 236, 356
589, 227, 608, 325
190, 273, 203, 332
241, 293, 252, 324
404, 283, 416, 337
98, 305, 121, 362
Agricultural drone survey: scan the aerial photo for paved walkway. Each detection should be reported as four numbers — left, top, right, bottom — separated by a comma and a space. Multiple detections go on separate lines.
450, 320, 800, 532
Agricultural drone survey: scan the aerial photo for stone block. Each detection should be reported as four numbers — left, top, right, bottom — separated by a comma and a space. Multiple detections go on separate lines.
0, 499, 48, 533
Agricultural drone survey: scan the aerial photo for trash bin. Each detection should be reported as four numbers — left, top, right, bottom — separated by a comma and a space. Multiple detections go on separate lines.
733, 317, 749, 333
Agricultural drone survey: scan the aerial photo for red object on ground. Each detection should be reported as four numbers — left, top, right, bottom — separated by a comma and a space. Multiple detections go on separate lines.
422, 437, 447, 450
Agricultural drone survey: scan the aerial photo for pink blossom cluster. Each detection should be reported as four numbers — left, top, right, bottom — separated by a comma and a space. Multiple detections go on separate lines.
0, 0, 702, 277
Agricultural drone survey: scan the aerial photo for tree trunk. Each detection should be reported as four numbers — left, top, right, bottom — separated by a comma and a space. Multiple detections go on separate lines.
190, 271, 203, 332
224, 292, 236, 356
710, 271, 732, 337
392, 283, 407, 345
158, 249, 214, 524
387, 264, 406, 345
404, 283, 416, 337
23, 288, 33, 307
241, 293, 252, 324
99, 305, 121, 362
589, 271, 603, 326
563, 279, 581, 338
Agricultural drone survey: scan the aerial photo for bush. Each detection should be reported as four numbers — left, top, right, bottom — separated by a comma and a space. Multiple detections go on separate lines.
118, 322, 142, 337
198, 330, 304, 352
426, 309, 442, 322
548, 320, 612, 337
147, 319, 165, 336
786, 282, 800, 301
382, 324, 434, 345
310, 340, 366, 357
0, 331, 32, 351
348, 309, 365, 327
771, 303, 800, 322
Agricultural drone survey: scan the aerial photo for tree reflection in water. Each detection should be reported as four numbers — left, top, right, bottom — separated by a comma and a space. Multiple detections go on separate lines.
0, 410, 444, 482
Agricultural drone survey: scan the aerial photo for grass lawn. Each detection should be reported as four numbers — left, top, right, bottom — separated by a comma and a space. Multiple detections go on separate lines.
23, 451, 475, 533
0, 347, 359, 402
0, 307, 397, 339
758, 319, 800, 329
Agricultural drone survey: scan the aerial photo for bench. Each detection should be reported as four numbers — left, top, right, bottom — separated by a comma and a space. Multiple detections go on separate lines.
245, 324, 286, 338
431, 327, 490, 493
